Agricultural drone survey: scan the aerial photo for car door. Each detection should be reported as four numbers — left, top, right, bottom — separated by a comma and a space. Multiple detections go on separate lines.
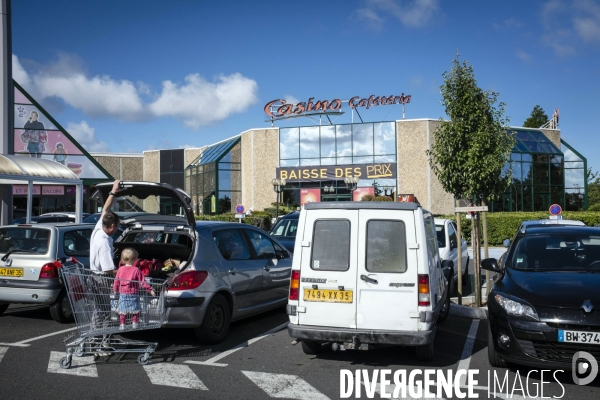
355, 209, 419, 331
243, 228, 291, 304
213, 228, 264, 310
60, 227, 93, 267
296, 209, 359, 329
445, 221, 459, 276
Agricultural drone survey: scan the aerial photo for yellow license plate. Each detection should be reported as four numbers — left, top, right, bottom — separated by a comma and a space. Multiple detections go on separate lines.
303, 289, 353, 303
0, 267, 23, 277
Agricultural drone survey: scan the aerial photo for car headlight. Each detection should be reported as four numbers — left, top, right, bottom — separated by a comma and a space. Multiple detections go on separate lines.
494, 293, 539, 321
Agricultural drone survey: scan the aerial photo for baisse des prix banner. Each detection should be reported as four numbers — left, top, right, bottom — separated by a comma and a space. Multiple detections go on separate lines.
276, 163, 397, 182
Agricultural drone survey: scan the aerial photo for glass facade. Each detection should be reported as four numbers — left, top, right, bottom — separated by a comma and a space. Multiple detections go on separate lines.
185, 137, 241, 215
491, 129, 587, 212
278, 122, 397, 207
562, 139, 587, 211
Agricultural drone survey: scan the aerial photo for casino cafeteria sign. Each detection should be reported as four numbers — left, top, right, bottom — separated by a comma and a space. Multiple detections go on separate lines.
264, 94, 411, 118
276, 162, 397, 182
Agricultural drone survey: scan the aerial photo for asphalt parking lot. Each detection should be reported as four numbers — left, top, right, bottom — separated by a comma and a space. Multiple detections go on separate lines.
2, 299, 600, 400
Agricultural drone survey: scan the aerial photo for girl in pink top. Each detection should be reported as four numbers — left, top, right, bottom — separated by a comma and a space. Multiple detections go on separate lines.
113, 248, 155, 330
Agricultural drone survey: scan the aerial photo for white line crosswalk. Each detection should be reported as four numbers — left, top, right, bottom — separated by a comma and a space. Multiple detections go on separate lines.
143, 363, 208, 390
0, 346, 8, 363
47, 351, 98, 378
242, 370, 330, 400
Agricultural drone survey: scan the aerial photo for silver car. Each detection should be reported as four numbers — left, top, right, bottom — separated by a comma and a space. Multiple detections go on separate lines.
93, 182, 292, 344
0, 223, 93, 322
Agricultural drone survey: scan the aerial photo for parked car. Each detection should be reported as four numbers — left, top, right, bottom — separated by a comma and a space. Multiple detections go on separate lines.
518, 218, 585, 232
82, 211, 153, 225
0, 222, 93, 322
483, 224, 600, 369
435, 218, 469, 292
39, 212, 91, 219
269, 211, 300, 253
14, 215, 76, 224
93, 181, 292, 344
286, 201, 451, 361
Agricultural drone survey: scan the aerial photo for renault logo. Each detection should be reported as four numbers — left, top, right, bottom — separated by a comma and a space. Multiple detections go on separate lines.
582, 300, 594, 313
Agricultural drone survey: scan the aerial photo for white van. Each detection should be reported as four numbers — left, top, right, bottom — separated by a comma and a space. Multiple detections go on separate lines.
286, 202, 451, 361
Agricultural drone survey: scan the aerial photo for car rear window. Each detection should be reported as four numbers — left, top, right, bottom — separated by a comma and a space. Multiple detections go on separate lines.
311, 219, 350, 271
366, 220, 407, 273
0, 228, 50, 255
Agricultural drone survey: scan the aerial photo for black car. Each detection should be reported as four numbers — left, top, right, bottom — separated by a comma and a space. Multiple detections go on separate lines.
483, 225, 600, 369
269, 211, 299, 253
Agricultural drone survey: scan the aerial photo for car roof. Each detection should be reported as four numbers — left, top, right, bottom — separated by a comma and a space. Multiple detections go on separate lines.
280, 212, 300, 219
7, 222, 93, 229
434, 218, 451, 224
519, 225, 600, 236
520, 219, 584, 226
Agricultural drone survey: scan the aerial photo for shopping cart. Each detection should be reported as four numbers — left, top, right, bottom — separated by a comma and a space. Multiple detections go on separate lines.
57, 258, 167, 368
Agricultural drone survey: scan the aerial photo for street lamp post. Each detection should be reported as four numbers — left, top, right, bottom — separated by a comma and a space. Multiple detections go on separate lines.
271, 178, 286, 220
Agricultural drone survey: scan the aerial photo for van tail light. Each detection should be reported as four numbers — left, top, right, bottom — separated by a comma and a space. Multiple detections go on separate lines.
418, 274, 430, 306
289, 270, 300, 301
40, 262, 60, 279
168, 271, 208, 291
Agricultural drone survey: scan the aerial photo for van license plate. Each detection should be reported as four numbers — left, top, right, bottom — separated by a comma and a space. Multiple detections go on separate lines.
303, 289, 353, 303
0, 267, 23, 277
558, 330, 600, 344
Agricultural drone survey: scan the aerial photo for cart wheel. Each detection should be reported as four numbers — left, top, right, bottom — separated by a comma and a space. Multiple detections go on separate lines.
74, 345, 85, 357
59, 357, 71, 369
137, 353, 150, 365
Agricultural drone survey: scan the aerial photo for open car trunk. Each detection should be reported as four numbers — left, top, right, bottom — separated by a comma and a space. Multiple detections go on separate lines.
112, 231, 194, 279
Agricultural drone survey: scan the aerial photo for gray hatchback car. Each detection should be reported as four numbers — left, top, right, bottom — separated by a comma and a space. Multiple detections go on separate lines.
93, 181, 292, 344
0, 222, 93, 322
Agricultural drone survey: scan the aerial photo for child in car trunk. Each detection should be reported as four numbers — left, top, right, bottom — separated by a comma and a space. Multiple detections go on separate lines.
113, 248, 155, 330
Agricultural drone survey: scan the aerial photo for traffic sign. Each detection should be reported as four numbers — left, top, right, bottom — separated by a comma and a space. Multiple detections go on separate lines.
235, 204, 245, 214
455, 206, 488, 212
549, 204, 562, 216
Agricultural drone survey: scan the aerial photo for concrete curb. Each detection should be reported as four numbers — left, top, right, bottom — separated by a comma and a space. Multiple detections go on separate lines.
449, 302, 488, 319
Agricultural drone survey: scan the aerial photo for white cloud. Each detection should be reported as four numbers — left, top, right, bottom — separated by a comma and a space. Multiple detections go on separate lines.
355, 0, 440, 29
12, 53, 259, 129
148, 73, 259, 129
66, 121, 110, 152
516, 50, 533, 63
540, 0, 600, 56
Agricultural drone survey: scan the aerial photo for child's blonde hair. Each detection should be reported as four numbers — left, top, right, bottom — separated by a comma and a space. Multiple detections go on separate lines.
120, 248, 139, 265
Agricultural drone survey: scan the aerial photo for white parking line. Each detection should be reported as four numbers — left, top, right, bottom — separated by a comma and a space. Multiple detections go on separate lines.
185, 322, 289, 367
0, 326, 78, 347
243, 371, 330, 400
47, 351, 98, 378
143, 363, 208, 390
0, 347, 7, 363
457, 319, 480, 388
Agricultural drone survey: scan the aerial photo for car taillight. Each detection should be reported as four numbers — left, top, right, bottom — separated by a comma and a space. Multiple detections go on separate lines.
289, 270, 300, 301
40, 262, 59, 279
418, 274, 430, 306
168, 271, 208, 291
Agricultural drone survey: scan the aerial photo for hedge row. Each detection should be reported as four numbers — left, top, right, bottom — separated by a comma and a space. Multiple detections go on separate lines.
195, 212, 273, 231
436, 211, 600, 246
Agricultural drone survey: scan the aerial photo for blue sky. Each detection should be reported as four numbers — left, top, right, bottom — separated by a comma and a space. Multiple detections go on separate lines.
10, 0, 600, 173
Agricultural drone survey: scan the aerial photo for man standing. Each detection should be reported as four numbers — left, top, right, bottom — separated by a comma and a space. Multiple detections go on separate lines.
88, 180, 122, 332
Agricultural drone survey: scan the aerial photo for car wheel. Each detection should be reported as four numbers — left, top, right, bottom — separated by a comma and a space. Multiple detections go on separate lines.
50, 290, 74, 323
301, 340, 322, 355
415, 341, 434, 362
437, 293, 451, 324
488, 323, 508, 368
0, 303, 8, 316
194, 294, 231, 344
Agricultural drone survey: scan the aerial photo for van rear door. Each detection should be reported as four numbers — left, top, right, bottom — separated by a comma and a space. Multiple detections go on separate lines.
355, 209, 419, 331
296, 209, 358, 328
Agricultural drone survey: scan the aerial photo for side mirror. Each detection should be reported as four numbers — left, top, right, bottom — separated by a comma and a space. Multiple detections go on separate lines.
481, 258, 502, 272
441, 259, 454, 270
277, 250, 290, 259
502, 238, 511, 248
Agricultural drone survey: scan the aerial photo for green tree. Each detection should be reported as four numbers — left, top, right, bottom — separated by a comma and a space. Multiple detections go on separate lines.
427, 53, 515, 306
588, 168, 600, 209
523, 105, 549, 128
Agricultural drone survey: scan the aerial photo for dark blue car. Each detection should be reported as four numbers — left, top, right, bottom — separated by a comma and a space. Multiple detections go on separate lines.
269, 212, 299, 253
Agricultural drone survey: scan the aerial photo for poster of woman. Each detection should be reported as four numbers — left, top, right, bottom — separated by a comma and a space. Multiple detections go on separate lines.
20, 110, 47, 158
